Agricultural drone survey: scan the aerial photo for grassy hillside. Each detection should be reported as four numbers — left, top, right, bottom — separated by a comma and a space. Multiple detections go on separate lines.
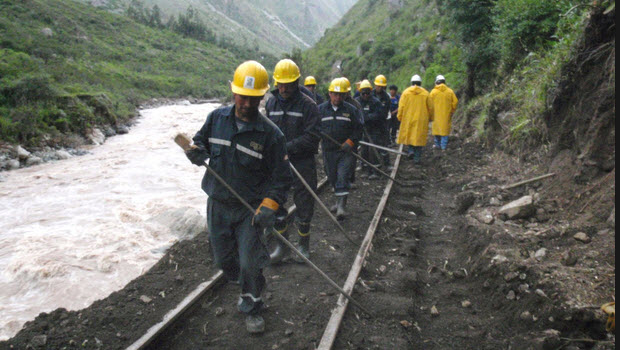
303, 0, 613, 151
0, 0, 242, 146
303, 0, 463, 95
88, 0, 358, 56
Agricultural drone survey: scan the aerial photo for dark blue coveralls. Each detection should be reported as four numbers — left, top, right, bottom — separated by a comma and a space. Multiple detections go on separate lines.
192, 105, 292, 315
318, 101, 363, 196
266, 88, 321, 236
344, 95, 364, 183
372, 89, 392, 167
355, 95, 390, 174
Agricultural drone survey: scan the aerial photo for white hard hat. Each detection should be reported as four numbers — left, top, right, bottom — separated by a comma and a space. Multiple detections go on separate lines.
435, 75, 446, 82
411, 75, 422, 83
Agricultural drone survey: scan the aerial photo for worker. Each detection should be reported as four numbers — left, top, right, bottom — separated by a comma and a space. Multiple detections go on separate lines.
429, 75, 458, 150
397, 75, 433, 164
372, 74, 393, 170
186, 61, 292, 334
388, 85, 401, 146
266, 59, 321, 262
319, 78, 363, 219
356, 80, 387, 179
304, 76, 325, 105
341, 77, 364, 189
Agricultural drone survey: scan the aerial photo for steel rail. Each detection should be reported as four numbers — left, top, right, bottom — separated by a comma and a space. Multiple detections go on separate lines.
318, 144, 404, 350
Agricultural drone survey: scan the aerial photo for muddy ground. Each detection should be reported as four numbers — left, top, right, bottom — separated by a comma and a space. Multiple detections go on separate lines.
1, 136, 615, 350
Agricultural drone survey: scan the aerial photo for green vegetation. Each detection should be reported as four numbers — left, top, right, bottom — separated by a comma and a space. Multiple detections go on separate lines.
0, 0, 242, 145
303, 0, 605, 148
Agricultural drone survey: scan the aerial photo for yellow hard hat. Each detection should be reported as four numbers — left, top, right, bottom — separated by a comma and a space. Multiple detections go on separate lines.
328, 78, 348, 93
230, 61, 270, 97
273, 59, 301, 84
359, 79, 373, 91
304, 76, 317, 86
374, 74, 387, 87
341, 77, 352, 92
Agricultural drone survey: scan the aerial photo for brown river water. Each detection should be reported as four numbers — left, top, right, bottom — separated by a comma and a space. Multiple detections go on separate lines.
0, 103, 218, 340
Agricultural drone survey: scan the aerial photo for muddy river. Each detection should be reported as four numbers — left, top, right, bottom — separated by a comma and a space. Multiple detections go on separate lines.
0, 102, 217, 340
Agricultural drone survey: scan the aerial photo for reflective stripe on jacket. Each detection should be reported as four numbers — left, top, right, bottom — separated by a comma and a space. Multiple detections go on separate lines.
266, 89, 320, 161
192, 105, 292, 207
318, 101, 363, 152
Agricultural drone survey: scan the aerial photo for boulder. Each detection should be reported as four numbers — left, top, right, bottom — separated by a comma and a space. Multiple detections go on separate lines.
41, 27, 53, 37
562, 249, 579, 266
25, 156, 43, 166
573, 232, 591, 244
498, 196, 536, 220
116, 125, 130, 135
7, 159, 20, 170
16, 145, 30, 160
476, 209, 495, 225
87, 128, 106, 145
55, 150, 72, 160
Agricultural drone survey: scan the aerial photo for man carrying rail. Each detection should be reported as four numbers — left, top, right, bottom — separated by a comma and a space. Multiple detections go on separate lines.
185, 60, 293, 334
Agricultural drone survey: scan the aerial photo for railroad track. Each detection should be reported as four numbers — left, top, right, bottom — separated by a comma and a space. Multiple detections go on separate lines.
127, 145, 404, 350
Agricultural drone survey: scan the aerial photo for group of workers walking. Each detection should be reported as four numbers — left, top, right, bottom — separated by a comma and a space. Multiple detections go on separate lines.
184, 59, 458, 334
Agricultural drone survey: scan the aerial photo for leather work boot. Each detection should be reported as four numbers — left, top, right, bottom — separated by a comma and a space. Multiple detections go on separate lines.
336, 195, 348, 220
246, 315, 265, 334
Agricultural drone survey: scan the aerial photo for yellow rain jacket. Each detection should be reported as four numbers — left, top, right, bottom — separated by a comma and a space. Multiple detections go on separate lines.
430, 84, 458, 136
397, 85, 432, 146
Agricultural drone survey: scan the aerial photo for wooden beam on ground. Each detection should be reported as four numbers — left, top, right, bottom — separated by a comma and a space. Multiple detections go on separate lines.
501, 173, 556, 190
126, 271, 225, 350
317, 144, 404, 350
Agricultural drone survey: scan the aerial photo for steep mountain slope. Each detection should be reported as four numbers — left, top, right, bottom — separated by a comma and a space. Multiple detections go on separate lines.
88, 0, 358, 55
303, 0, 461, 91
0, 0, 241, 146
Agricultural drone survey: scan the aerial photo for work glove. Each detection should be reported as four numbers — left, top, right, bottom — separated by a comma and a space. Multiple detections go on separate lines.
252, 198, 279, 229
185, 146, 210, 166
340, 139, 354, 152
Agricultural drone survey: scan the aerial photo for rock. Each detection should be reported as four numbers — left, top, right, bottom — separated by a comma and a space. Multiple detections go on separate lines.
139, 295, 152, 304
573, 232, 591, 244
55, 150, 72, 160
490, 197, 502, 206
541, 329, 562, 350
102, 126, 117, 137
608, 207, 615, 227
431, 305, 440, 317
455, 191, 476, 214
505, 272, 520, 282
25, 156, 43, 166
492, 255, 509, 265
284, 328, 294, 336
498, 196, 536, 220
16, 145, 31, 160
87, 128, 106, 145
116, 125, 130, 135
562, 250, 579, 266
461, 300, 472, 308
30, 334, 47, 347
179, 100, 191, 106
215, 307, 225, 317
518, 284, 530, 293
506, 291, 516, 300
535, 248, 547, 260
7, 159, 20, 170
520, 311, 533, 321
535, 289, 548, 298
476, 210, 495, 225
41, 28, 53, 37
